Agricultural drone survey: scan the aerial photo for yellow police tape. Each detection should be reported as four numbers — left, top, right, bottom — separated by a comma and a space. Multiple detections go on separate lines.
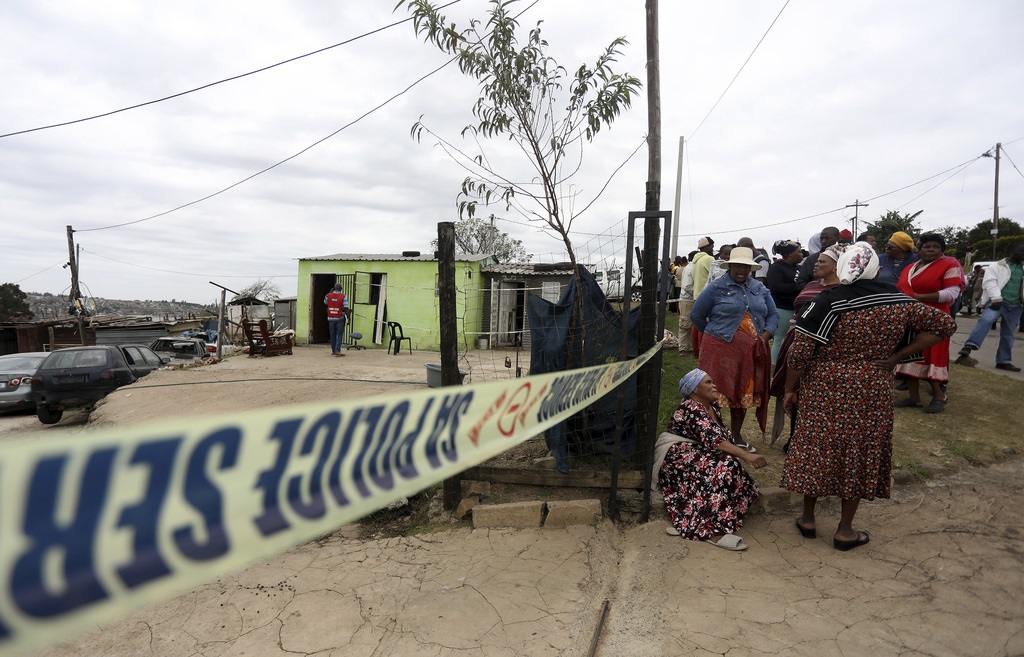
0, 344, 659, 655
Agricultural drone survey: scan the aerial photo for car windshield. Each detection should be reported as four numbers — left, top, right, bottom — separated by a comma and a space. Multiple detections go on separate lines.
45, 349, 110, 369
0, 355, 46, 371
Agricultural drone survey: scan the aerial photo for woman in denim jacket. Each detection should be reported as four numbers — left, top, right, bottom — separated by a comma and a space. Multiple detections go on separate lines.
690, 247, 779, 452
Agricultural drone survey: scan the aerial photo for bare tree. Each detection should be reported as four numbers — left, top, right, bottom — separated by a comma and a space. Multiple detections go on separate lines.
429, 215, 532, 263
234, 278, 281, 303
399, 0, 641, 273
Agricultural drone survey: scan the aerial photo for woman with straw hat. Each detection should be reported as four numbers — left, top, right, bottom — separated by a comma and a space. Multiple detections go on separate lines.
689, 247, 779, 452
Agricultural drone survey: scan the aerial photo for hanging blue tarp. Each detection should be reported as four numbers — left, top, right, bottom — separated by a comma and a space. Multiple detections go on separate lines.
527, 267, 641, 473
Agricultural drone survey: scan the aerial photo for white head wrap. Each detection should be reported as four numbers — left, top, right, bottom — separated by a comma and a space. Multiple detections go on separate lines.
837, 241, 879, 284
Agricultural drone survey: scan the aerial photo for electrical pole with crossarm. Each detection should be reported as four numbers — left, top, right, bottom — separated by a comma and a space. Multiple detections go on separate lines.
845, 200, 868, 239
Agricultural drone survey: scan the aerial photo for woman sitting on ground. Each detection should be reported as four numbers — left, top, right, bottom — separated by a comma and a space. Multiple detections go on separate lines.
653, 368, 768, 551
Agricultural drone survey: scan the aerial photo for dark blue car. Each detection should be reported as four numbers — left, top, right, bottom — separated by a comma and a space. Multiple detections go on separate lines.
31, 345, 167, 424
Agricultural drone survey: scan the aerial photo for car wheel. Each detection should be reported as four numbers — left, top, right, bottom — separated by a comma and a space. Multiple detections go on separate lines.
37, 405, 63, 424
631, 289, 642, 303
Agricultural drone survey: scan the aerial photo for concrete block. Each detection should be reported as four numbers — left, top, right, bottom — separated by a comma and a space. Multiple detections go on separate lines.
455, 495, 481, 520
472, 501, 545, 529
544, 499, 602, 528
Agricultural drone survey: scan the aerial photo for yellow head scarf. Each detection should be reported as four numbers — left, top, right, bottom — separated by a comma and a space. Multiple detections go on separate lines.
888, 231, 914, 252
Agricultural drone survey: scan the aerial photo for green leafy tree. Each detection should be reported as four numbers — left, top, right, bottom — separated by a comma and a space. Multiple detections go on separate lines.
935, 225, 971, 257
399, 0, 641, 273
0, 283, 34, 321
864, 210, 923, 246
966, 218, 1023, 247
429, 215, 532, 263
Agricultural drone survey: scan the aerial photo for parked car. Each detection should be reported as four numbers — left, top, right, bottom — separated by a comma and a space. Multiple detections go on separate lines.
593, 267, 642, 302
31, 345, 168, 424
149, 337, 210, 362
0, 352, 50, 413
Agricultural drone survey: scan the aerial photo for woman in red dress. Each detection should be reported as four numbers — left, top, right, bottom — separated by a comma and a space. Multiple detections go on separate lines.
893, 233, 965, 413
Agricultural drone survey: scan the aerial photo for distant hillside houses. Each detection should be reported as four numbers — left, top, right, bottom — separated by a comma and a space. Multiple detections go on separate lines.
26, 291, 215, 322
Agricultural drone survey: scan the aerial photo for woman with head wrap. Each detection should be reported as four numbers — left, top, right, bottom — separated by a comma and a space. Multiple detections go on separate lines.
780, 243, 955, 551
877, 231, 919, 285
689, 247, 780, 452
892, 233, 966, 413
766, 240, 804, 365
653, 368, 767, 551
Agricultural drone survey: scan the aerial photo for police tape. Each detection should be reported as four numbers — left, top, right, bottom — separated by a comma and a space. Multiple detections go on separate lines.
0, 343, 660, 655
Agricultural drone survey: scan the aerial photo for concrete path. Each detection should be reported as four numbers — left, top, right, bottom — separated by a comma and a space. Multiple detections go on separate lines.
39, 458, 1024, 657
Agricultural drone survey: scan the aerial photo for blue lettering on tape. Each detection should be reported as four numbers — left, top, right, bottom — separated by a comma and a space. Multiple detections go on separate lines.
12, 448, 117, 617
350, 405, 385, 500
253, 418, 302, 537
287, 411, 340, 520
116, 438, 182, 589
328, 408, 360, 508
173, 427, 241, 560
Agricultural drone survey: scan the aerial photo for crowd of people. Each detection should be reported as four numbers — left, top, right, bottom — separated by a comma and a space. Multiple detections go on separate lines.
657, 228, 1023, 552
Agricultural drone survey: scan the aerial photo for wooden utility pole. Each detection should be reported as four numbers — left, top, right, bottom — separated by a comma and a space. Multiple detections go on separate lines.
65, 224, 86, 344
991, 143, 1001, 260
845, 200, 868, 238
437, 221, 462, 510
635, 0, 664, 523
645, 0, 661, 213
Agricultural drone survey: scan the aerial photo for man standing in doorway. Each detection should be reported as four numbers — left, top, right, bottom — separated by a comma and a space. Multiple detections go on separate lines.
955, 242, 1024, 372
324, 282, 350, 356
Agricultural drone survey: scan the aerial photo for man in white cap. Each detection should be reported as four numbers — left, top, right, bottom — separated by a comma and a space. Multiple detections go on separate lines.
691, 236, 716, 299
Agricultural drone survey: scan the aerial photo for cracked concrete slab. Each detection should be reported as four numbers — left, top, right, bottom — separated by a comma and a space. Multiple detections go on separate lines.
36, 459, 1023, 657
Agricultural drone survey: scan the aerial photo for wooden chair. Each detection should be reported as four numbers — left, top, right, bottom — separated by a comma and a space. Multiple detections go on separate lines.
242, 319, 293, 357
387, 322, 412, 355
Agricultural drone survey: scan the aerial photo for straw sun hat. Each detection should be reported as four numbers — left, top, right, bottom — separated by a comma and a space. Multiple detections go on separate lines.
718, 246, 762, 271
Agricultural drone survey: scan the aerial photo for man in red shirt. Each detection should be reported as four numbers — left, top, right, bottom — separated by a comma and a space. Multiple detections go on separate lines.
324, 283, 350, 356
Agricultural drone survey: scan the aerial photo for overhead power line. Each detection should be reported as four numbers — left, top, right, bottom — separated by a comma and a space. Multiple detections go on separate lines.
76, 0, 541, 234
0, 1, 462, 140
689, 0, 791, 141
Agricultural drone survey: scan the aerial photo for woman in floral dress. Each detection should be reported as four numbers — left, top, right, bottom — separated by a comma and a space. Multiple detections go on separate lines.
654, 369, 767, 551
781, 243, 956, 551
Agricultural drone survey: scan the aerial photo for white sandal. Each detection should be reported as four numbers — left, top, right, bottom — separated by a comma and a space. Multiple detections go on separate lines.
708, 533, 748, 551
665, 525, 681, 536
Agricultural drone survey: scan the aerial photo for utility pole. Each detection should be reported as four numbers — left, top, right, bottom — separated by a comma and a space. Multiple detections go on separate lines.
845, 200, 868, 239
671, 136, 684, 258
988, 143, 1001, 259
65, 225, 85, 344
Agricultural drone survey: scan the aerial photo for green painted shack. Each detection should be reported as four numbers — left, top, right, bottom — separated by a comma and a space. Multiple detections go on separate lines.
295, 252, 496, 351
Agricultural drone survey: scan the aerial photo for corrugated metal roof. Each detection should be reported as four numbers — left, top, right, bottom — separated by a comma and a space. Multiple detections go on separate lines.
481, 264, 575, 276
299, 253, 495, 263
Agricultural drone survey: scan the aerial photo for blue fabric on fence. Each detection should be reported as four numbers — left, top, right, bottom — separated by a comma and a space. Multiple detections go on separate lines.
527, 267, 641, 473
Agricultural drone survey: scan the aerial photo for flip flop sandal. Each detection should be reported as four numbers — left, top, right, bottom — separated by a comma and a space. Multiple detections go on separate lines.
893, 398, 924, 408
733, 441, 757, 454
708, 534, 748, 551
923, 398, 947, 414
665, 525, 681, 536
833, 530, 870, 551
795, 518, 817, 539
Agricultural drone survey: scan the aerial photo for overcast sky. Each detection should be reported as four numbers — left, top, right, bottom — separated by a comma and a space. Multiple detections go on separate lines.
2, 0, 1022, 305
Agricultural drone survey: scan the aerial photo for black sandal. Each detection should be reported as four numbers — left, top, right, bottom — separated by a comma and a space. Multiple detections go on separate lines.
833, 530, 870, 551
795, 518, 816, 539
